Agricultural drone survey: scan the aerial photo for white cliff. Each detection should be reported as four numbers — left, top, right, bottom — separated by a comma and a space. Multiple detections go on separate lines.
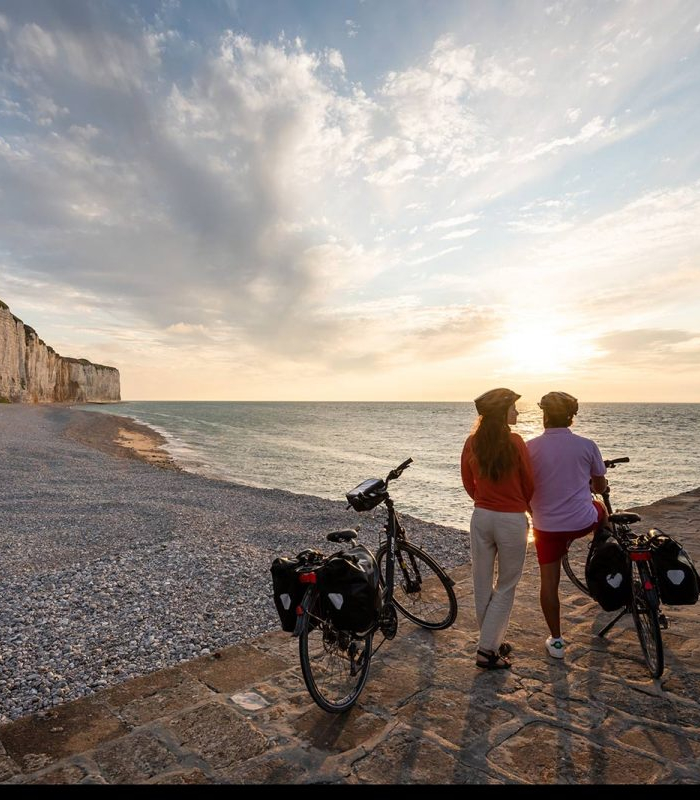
0, 298, 120, 403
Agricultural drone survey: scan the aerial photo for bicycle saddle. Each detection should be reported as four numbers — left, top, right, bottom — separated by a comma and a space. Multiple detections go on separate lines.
327, 529, 358, 543
609, 512, 641, 525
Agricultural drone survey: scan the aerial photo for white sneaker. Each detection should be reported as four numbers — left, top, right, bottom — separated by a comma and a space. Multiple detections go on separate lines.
545, 636, 566, 659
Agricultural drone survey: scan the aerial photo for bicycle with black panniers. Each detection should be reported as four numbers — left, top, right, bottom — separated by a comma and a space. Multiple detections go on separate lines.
563, 457, 699, 679
270, 458, 458, 713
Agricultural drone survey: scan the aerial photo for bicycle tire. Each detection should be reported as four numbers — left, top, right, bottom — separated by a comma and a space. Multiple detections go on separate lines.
630, 561, 664, 679
376, 540, 457, 630
562, 535, 591, 596
298, 590, 373, 713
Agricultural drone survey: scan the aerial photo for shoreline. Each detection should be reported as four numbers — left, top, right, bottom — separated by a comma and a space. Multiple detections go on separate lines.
65, 404, 700, 536
64, 407, 181, 471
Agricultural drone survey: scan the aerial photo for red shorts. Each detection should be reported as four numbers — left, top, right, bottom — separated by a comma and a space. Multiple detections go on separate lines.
533, 501, 606, 565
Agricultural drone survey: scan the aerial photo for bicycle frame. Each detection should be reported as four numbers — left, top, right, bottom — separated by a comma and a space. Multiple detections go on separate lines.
381, 496, 401, 609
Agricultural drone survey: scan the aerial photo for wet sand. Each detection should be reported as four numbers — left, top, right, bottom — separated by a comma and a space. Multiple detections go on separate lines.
63, 408, 180, 471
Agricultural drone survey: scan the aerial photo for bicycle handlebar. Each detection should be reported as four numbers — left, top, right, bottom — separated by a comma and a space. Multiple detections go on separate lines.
604, 456, 629, 468
385, 457, 413, 484
595, 457, 629, 515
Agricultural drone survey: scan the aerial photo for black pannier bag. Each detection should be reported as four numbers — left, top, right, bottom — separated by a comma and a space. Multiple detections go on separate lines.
271, 554, 317, 632
317, 544, 382, 634
585, 530, 631, 612
649, 529, 700, 606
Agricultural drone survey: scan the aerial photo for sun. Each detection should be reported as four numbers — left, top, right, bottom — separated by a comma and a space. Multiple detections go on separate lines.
494, 322, 596, 376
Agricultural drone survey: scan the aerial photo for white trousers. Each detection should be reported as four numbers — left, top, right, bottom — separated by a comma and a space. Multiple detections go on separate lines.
470, 507, 529, 653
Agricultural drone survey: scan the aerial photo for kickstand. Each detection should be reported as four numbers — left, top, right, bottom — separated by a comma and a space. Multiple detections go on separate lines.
597, 606, 629, 638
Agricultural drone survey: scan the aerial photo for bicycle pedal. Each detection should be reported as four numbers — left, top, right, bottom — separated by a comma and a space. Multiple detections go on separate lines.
659, 614, 669, 630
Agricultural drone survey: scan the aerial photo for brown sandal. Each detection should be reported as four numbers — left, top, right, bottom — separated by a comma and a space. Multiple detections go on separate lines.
476, 649, 511, 670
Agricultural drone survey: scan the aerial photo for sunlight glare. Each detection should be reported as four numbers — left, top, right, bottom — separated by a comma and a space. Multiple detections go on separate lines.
495, 322, 595, 376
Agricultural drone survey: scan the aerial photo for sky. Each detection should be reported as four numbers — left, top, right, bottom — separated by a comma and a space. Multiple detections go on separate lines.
0, 0, 699, 402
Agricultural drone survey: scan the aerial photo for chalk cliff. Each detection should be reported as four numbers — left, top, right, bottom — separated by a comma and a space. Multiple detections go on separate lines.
0, 298, 120, 403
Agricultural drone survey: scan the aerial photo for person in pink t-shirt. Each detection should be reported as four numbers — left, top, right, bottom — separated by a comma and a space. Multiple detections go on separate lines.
526, 392, 608, 660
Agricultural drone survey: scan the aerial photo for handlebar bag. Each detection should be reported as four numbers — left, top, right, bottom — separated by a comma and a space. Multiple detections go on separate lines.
346, 478, 386, 512
585, 531, 631, 612
317, 544, 382, 634
649, 530, 700, 605
270, 555, 316, 632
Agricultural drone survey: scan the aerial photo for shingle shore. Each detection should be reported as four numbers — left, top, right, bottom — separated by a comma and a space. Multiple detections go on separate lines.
0, 404, 469, 723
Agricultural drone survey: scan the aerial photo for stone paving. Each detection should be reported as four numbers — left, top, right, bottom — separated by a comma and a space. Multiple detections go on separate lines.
2, 489, 700, 784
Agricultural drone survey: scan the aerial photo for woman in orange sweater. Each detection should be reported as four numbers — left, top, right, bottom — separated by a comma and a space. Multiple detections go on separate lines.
461, 388, 534, 669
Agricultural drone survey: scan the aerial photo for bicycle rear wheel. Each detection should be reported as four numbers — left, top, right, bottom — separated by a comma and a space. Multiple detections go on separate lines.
298, 591, 373, 713
630, 561, 664, 679
376, 540, 457, 630
562, 535, 591, 595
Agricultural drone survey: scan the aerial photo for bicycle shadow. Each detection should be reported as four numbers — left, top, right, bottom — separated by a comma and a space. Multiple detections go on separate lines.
521, 570, 697, 784
444, 546, 679, 784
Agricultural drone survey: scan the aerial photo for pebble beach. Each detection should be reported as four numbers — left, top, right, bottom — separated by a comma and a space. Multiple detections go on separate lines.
0, 404, 469, 723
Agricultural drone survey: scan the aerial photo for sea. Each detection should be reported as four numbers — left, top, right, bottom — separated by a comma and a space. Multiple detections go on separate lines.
80, 402, 700, 531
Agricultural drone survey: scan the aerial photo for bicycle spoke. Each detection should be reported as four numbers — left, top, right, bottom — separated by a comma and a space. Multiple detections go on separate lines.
299, 606, 373, 713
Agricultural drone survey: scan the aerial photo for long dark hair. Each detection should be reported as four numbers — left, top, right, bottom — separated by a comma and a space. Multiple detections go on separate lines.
471, 408, 516, 482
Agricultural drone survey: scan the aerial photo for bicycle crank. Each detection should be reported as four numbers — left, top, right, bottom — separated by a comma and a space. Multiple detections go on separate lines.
379, 603, 398, 639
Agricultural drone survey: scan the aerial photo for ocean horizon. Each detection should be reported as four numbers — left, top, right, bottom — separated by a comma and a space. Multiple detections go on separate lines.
80, 401, 700, 531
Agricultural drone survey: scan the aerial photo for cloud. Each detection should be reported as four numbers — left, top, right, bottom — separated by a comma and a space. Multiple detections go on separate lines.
322, 301, 504, 371
0, 20, 381, 361
512, 116, 614, 163
394, 304, 505, 362
576, 264, 700, 334
407, 246, 463, 266
522, 182, 700, 278
441, 228, 478, 241
594, 328, 700, 368
9, 17, 157, 92
325, 48, 345, 72
425, 214, 479, 231
165, 322, 208, 336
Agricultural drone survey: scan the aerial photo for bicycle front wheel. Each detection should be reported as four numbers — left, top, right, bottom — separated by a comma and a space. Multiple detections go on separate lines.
376, 540, 457, 630
298, 591, 373, 713
562, 535, 591, 596
631, 561, 664, 679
